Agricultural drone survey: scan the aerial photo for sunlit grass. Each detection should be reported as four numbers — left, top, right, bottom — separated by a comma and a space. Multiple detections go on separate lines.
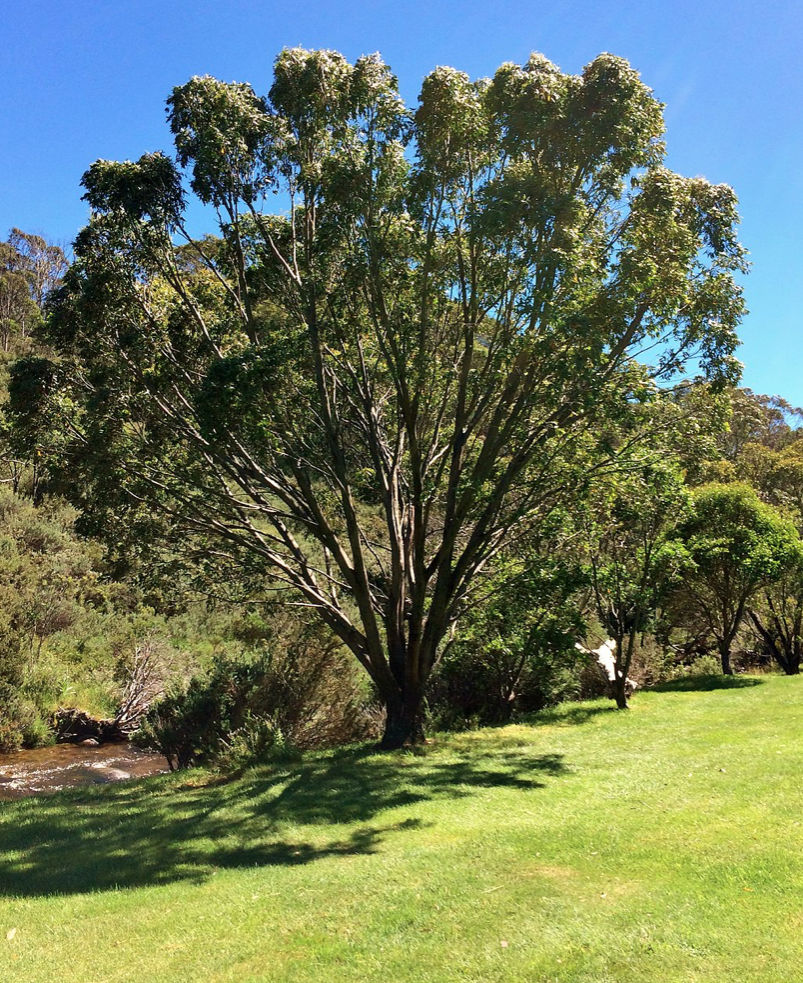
1, 674, 801, 982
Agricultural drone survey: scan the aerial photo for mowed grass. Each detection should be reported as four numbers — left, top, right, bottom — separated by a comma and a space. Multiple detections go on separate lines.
1, 675, 802, 982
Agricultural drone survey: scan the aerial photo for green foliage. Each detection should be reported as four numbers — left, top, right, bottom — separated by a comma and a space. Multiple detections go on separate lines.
135, 655, 270, 770
679, 483, 800, 586
715, 419, 803, 674
428, 552, 585, 727
0, 229, 67, 500
0, 686, 35, 751
584, 462, 690, 628
671, 482, 803, 672
719, 388, 803, 462
136, 618, 377, 770
580, 456, 691, 703
0, 489, 108, 745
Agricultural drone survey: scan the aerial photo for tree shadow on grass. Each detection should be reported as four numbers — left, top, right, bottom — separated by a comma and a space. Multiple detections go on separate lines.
526, 704, 616, 727
649, 674, 765, 693
0, 739, 567, 898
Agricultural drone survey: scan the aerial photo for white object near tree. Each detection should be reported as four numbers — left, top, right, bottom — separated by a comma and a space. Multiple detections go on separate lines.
576, 638, 638, 697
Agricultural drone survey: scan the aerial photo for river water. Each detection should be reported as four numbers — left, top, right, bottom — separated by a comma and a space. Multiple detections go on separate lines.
0, 742, 169, 800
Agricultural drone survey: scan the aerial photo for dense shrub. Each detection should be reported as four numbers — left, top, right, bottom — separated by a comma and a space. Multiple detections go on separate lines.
0, 684, 51, 751
427, 643, 584, 731
426, 551, 585, 729
134, 657, 256, 769
135, 624, 379, 770
0, 687, 27, 752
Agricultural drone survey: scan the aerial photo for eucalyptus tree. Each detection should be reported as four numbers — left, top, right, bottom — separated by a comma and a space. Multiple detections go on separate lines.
0, 237, 39, 355
5, 230, 68, 311
719, 389, 802, 462
748, 557, 803, 675
673, 483, 802, 675
11, 48, 745, 745
0, 230, 66, 497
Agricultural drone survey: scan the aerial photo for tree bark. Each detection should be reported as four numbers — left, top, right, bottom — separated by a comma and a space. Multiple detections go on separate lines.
719, 642, 734, 675
379, 672, 426, 751
380, 693, 426, 749
609, 629, 633, 710
612, 672, 629, 710
747, 608, 799, 675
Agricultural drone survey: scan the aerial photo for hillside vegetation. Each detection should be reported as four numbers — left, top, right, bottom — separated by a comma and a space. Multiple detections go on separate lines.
1, 675, 801, 983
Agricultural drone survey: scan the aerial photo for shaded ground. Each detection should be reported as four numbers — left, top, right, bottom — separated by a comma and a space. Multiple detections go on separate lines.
0, 740, 565, 896
649, 673, 764, 693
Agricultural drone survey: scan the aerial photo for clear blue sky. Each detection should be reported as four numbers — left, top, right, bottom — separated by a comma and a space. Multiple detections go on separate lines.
3, 0, 801, 403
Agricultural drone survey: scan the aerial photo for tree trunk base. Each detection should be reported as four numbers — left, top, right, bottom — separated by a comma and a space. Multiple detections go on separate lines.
380, 707, 426, 750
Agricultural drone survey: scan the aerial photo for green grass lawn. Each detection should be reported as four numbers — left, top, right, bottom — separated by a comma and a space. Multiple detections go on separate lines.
1, 674, 802, 982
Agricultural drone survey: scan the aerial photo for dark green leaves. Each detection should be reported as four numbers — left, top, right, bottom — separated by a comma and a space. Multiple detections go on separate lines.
82, 153, 185, 227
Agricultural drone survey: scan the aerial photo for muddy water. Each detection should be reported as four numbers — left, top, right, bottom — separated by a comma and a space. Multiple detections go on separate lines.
0, 743, 169, 800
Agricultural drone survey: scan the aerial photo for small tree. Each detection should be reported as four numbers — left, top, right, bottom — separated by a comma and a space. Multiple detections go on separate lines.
431, 544, 585, 724
742, 438, 803, 674
582, 460, 689, 707
0, 229, 67, 498
673, 483, 802, 675
748, 558, 803, 675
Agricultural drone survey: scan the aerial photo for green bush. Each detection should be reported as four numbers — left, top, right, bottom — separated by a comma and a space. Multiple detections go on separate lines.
0, 704, 24, 752
19, 706, 54, 748
427, 642, 583, 731
0, 685, 47, 751
426, 552, 585, 729
215, 711, 296, 773
134, 656, 269, 769
135, 629, 378, 770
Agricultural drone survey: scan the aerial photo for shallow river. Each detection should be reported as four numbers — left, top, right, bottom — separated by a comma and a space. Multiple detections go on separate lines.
0, 742, 169, 800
